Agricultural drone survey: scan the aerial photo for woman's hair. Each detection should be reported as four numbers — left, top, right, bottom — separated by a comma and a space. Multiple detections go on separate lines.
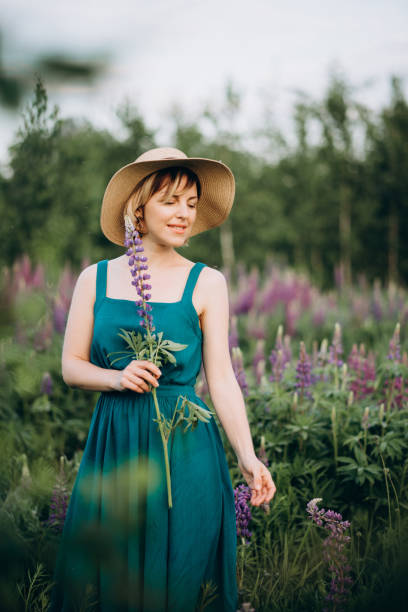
124, 166, 201, 239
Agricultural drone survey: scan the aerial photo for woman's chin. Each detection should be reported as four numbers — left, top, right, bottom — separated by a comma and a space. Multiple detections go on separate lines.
155, 235, 188, 248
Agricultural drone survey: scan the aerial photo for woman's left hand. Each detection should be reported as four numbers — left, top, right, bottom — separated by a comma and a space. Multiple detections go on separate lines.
238, 455, 276, 506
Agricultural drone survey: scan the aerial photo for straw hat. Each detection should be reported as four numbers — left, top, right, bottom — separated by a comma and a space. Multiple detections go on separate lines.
100, 146, 235, 245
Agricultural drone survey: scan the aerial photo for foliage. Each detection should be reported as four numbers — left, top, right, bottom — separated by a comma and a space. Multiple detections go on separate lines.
1, 74, 408, 287
0, 257, 407, 609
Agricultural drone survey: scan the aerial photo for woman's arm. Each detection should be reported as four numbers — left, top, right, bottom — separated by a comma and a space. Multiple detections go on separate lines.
199, 267, 276, 505
62, 264, 162, 393
61, 264, 123, 391
199, 268, 256, 463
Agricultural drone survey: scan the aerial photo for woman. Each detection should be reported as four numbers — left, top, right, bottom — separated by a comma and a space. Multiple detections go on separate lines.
49, 147, 276, 612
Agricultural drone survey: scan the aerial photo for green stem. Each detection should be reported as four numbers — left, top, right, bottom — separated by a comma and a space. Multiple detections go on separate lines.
386, 377, 396, 412
146, 317, 173, 508
151, 387, 173, 508
380, 452, 392, 530
331, 409, 338, 471
334, 366, 339, 390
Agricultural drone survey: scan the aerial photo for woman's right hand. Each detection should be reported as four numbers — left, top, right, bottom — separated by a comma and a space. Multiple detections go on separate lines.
113, 360, 162, 393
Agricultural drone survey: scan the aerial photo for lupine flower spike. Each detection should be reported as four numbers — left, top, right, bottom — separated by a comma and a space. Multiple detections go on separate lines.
234, 484, 252, 544
124, 215, 154, 332
307, 498, 353, 610
295, 341, 313, 402
269, 325, 291, 383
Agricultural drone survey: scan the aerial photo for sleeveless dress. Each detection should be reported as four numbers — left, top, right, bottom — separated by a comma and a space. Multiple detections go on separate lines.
49, 259, 238, 612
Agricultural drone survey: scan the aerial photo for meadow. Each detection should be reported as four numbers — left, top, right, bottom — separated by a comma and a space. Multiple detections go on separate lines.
0, 255, 407, 611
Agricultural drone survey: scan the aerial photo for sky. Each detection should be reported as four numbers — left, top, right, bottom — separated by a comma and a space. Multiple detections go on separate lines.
1, 0, 407, 169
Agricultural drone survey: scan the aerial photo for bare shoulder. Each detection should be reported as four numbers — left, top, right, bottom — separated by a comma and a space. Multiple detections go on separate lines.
199, 265, 227, 288
77, 262, 98, 286
195, 265, 228, 313
72, 262, 98, 300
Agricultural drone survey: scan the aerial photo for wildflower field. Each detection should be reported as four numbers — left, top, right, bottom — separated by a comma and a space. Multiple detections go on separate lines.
0, 255, 407, 611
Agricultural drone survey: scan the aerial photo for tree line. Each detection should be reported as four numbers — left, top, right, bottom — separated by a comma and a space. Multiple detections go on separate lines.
0, 73, 407, 288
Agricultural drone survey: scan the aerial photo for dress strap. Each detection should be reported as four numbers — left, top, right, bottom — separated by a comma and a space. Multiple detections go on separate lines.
181, 262, 206, 304
94, 259, 108, 314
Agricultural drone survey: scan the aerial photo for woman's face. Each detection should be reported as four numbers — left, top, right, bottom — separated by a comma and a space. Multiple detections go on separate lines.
141, 174, 198, 245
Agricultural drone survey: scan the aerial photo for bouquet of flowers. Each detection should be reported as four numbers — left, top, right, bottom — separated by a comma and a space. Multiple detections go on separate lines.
107, 215, 213, 508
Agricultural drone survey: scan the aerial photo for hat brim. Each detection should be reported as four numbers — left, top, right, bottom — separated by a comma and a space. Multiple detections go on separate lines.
100, 157, 235, 246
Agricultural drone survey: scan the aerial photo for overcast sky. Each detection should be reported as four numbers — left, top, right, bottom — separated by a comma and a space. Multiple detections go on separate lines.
1, 0, 407, 167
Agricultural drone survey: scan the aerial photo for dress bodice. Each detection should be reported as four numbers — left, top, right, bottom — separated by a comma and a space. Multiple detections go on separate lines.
90, 259, 206, 388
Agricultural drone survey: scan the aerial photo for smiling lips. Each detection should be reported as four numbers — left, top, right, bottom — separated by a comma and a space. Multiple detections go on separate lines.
168, 224, 187, 233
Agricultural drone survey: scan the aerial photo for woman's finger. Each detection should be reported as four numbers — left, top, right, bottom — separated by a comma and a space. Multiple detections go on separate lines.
127, 362, 160, 387
140, 360, 162, 379
123, 372, 150, 392
139, 370, 160, 387
121, 379, 146, 393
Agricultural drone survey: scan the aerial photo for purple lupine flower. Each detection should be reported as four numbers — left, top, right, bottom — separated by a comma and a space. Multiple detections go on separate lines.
268, 325, 291, 383
53, 299, 68, 334
124, 216, 155, 333
53, 263, 78, 333
45, 458, 70, 533
234, 484, 252, 543
295, 341, 313, 402
307, 498, 353, 611
384, 323, 407, 408
231, 346, 249, 397
387, 322, 401, 361
347, 344, 376, 400
40, 372, 53, 396
269, 349, 284, 384
231, 264, 258, 315
329, 322, 343, 367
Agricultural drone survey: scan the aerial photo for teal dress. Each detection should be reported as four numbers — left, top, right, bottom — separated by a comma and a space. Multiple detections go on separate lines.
49, 259, 238, 612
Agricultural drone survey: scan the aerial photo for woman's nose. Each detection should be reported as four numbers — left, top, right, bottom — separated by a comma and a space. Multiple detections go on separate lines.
176, 201, 190, 217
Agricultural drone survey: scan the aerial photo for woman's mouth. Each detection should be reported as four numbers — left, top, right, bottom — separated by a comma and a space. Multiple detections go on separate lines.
167, 224, 187, 234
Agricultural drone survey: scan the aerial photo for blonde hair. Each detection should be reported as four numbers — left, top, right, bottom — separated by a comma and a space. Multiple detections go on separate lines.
124, 167, 201, 244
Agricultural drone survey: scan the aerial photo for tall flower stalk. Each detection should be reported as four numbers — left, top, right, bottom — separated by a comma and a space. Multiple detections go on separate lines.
107, 216, 213, 509
307, 498, 353, 611
234, 483, 253, 592
383, 322, 407, 409
295, 341, 313, 403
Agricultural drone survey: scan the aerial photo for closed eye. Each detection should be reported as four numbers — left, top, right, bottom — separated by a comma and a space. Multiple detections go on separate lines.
165, 201, 197, 208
